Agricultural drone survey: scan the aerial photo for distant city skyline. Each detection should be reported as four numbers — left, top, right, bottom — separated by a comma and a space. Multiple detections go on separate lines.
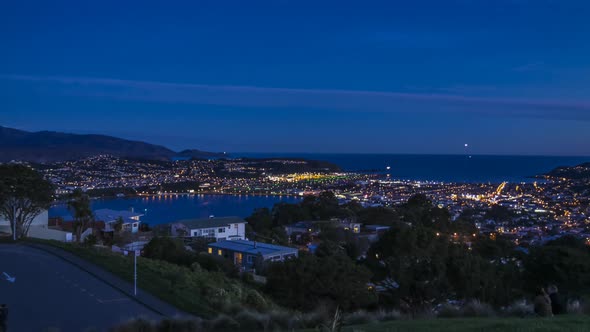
1, 1, 590, 156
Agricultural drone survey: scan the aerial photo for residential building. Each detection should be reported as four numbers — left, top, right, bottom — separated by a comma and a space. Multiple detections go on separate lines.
284, 221, 318, 237
284, 219, 362, 239
94, 208, 143, 233
0, 210, 49, 228
0, 210, 73, 242
364, 224, 391, 238
332, 218, 363, 233
171, 216, 246, 241
207, 240, 298, 270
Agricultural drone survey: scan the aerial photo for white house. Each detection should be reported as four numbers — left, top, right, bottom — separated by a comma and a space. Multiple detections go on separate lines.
171, 216, 247, 241
0, 210, 73, 242
94, 208, 143, 233
0, 210, 49, 228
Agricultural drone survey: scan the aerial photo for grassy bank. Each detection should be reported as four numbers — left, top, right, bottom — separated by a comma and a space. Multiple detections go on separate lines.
330, 315, 590, 332
25, 239, 273, 318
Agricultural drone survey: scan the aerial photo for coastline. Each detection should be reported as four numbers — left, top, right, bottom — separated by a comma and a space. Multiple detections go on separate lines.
51, 191, 302, 207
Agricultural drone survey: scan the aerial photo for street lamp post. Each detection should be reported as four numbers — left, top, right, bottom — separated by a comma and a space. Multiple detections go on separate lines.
124, 247, 138, 296
134, 248, 137, 296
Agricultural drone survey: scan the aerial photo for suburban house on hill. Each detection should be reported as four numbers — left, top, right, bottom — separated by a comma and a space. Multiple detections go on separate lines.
171, 216, 247, 241
207, 239, 298, 270
284, 221, 319, 238
94, 208, 143, 233
284, 219, 363, 241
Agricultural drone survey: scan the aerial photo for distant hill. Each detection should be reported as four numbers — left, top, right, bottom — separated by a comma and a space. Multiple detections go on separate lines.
545, 162, 590, 180
237, 157, 341, 173
0, 126, 225, 162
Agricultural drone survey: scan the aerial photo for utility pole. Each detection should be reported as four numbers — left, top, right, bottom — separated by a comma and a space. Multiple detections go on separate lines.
13, 204, 16, 241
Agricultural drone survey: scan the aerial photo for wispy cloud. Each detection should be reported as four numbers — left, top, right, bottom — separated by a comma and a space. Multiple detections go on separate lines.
2, 74, 590, 121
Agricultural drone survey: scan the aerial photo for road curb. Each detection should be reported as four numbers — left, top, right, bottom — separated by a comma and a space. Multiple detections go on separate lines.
24, 243, 170, 317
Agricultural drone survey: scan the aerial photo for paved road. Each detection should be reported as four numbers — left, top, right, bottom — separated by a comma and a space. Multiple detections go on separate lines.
0, 244, 158, 331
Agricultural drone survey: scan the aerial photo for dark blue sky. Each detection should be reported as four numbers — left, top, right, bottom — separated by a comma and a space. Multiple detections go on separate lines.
1, 0, 589, 155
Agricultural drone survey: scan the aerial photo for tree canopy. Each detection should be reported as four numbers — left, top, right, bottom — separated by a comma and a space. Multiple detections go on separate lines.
0, 164, 54, 238
67, 188, 94, 242
265, 252, 377, 311
523, 237, 590, 296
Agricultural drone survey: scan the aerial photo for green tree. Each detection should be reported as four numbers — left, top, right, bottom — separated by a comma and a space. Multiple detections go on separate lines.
246, 207, 289, 244
398, 194, 451, 232
272, 202, 312, 225
446, 243, 522, 306
317, 221, 345, 243
342, 200, 363, 214
67, 189, 94, 243
143, 237, 194, 266
471, 236, 517, 260
524, 240, 590, 296
367, 224, 450, 310
0, 165, 54, 239
246, 207, 273, 234
113, 216, 124, 233
357, 206, 400, 226
315, 240, 345, 258
265, 252, 376, 311
485, 205, 515, 223
367, 218, 524, 310
298, 191, 342, 220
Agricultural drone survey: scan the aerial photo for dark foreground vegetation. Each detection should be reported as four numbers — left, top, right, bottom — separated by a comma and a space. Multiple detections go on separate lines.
245, 193, 590, 315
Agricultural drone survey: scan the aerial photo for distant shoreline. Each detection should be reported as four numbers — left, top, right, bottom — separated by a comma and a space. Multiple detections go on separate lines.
51, 191, 303, 206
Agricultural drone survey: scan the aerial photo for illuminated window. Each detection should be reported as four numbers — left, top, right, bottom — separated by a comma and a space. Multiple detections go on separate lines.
218, 249, 223, 256
208, 247, 212, 254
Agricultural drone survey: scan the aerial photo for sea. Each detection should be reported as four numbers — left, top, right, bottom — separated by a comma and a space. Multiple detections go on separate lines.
240, 153, 589, 184
49, 154, 589, 224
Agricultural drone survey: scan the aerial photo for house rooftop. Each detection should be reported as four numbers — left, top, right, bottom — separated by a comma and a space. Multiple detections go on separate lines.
209, 240, 298, 257
175, 216, 246, 229
364, 225, 391, 231
94, 209, 144, 223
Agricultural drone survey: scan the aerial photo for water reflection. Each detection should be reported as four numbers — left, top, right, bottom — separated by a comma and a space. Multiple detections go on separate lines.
50, 194, 301, 225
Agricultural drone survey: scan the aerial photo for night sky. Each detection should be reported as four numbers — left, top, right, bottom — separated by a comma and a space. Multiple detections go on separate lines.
1, 1, 589, 155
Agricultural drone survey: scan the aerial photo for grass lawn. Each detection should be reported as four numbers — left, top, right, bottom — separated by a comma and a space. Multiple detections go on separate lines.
335, 315, 590, 332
